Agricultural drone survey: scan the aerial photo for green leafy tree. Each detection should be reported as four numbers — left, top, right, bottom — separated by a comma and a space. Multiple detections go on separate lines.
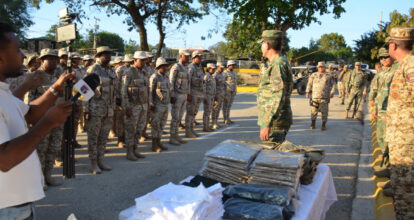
96, 31, 125, 53
124, 40, 140, 54
0, 0, 34, 40
317, 33, 353, 60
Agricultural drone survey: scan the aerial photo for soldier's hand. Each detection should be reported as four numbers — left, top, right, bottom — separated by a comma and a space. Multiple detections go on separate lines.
187, 95, 192, 102
306, 93, 310, 99
345, 90, 349, 94
52, 72, 76, 95
125, 109, 132, 117
43, 101, 73, 128
363, 91, 367, 96
170, 97, 177, 104
22, 70, 44, 90
84, 112, 90, 121
260, 127, 270, 141
330, 93, 334, 98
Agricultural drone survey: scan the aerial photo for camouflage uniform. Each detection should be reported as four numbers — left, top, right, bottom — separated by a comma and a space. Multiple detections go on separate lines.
122, 66, 148, 152
203, 72, 216, 130
339, 69, 351, 104
306, 71, 336, 122
212, 70, 226, 127
185, 62, 205, 132
223, 69, 237, 123
149, 71, 170, 139
257, 55, 293, 144
114, 65, 128, 141
345, 70, 367, 112
169, 62, 190, 136
28, 67, 63, 177
385, 51, 414, 219
85, 60, 116, 162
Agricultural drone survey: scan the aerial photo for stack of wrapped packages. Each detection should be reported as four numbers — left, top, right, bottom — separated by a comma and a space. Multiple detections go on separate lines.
128, 183, 224, 220
248, 150, 304, 195
199, 140, 262, 184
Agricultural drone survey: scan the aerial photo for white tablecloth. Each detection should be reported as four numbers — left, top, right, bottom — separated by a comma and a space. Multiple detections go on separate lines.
120, 164, 337, 220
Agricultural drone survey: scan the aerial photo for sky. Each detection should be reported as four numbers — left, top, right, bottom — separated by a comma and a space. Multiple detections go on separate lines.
26, 0, 413, 50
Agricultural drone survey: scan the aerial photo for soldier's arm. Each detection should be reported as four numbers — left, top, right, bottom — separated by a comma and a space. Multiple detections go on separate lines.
330, 76, 336, 95
368, 74, 378, 101
149, 75, 157, 107
306, 74, 313, 94
121, 72, 131, 110
169, 65, 178, 98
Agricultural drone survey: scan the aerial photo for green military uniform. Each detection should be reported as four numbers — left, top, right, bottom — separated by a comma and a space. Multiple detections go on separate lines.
257, 30, 293, 144
345, 63, 367, 114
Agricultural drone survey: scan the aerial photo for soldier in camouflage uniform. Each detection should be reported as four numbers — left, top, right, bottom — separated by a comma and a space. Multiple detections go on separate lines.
257, 30, 293, 144
384, 27, 414, 218
121, 51, 148, 160
338, 65, 350, 104
345, 62, 367, 119
169, 49, 191, 145
55, 48, 68, 78
149, 58, 171, 152
306, 62, 335, 131
223, 60, 238, 124
203, 63, 217, 132
82, 55, 94, 70
140, 52, 155, 141
85, 46, 116, 174
29, 49, 62, 187
112, 56, 126, 148
185, 51, 205, 138
212, 62, 226, 129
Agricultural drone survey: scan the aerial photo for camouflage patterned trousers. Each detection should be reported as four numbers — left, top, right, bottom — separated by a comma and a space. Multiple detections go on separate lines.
223, 90, 236, 121
113, 106, 125, 139
124, 105, 147, 147
337, 82, 346, 103
346, 89, 363, 111
212, 93, 224, 123
37, 126, 63, 172
185, 96, 203, 128
376, 111, 387, 151
390, 161, 414, 219
170, 94, 187, 135
151, 104, 168, 138
73, 102, 83, 140
268, 107, 292, 144
86, 115, 113, 160
203, 95, 214, 126
311, 99, 329, 121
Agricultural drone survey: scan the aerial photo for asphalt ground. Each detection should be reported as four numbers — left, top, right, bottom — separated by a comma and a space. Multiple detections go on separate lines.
35, 92, 366, 220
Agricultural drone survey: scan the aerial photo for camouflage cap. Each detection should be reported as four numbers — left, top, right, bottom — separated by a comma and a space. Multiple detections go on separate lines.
133, 51, 147, 59
113, 56, 123, 64
216, 62, 224, 68
227, 60, 237, 66
71, 52, 81, 59
123, 54, 134, 62
82, 55, 93, 61
206, 63, 216, 69
317, 61, 325, 67
179, 49, 191, 56
39, 48, 58, 59
387, 27, 414, 42
155, 57, 169, 69
355, 62, 361, 66
145, 52, 154, 58
58, 48, 68, 57
95, 46, 114, 57
192, 51, 203, 58
257, 30, 283, 43
23, 53, 38, 67
378, 47, 389, 57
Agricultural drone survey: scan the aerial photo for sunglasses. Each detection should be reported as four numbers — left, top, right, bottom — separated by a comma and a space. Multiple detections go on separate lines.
380, 56, 390, 60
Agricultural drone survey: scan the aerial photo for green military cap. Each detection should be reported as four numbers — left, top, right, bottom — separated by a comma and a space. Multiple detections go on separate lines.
355, 62, 361, 66
378, 47, 389, 57
257, 30, 283, 43
387, 27, 414, 42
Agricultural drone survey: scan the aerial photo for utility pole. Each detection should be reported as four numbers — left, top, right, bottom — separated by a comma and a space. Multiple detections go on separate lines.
93, 17, 100, 49
380, 12, 383, 32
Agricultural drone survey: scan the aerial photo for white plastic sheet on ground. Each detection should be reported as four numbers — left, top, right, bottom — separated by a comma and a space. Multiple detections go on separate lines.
127, 183, 224, 220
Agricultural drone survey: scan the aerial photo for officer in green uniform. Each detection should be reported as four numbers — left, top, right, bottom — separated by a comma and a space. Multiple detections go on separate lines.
257, 30, 293, 145
345, 62, 367, 119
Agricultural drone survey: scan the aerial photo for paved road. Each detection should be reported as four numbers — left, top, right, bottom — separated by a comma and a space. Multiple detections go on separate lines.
35, 93, 365, 220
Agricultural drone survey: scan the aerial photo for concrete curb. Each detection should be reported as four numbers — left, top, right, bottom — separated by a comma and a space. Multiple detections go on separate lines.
351, 103, 374, 220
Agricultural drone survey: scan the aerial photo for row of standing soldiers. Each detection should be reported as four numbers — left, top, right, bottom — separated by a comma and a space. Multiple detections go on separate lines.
9, 46, 238, 188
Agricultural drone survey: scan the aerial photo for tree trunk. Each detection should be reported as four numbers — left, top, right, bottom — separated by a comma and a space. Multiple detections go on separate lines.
130, 14, 149, 51
155, 2, 165, 58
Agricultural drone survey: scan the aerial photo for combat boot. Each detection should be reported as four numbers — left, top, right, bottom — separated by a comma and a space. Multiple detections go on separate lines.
203, 122, 210, 132
97, 158, 112, 171
90, 159, 102, 174
126, 145, 138, 161
191, 127, 200, 137
310, 120, 316, 129
118, 136, 125, 148
45, 169, 62, 186
344, 110, 349, 119
321, 121, 327, 131
382, 188, 393, 197
352, 110, 357, 119
194, 120, 201, 126
185, 128, 196, 138
176, 135, 187, 144
133, 146, 146, 158
179, 123, 186, 130
152, 139, 161, 152
157, 138, 168, 151
373, 166, 390, 178
169, 134, 181, 145
377, 180, 391, 189
212, 120, 221, 129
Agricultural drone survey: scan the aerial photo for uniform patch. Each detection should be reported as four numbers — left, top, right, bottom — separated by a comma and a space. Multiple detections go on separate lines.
406, 72, 414, 82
